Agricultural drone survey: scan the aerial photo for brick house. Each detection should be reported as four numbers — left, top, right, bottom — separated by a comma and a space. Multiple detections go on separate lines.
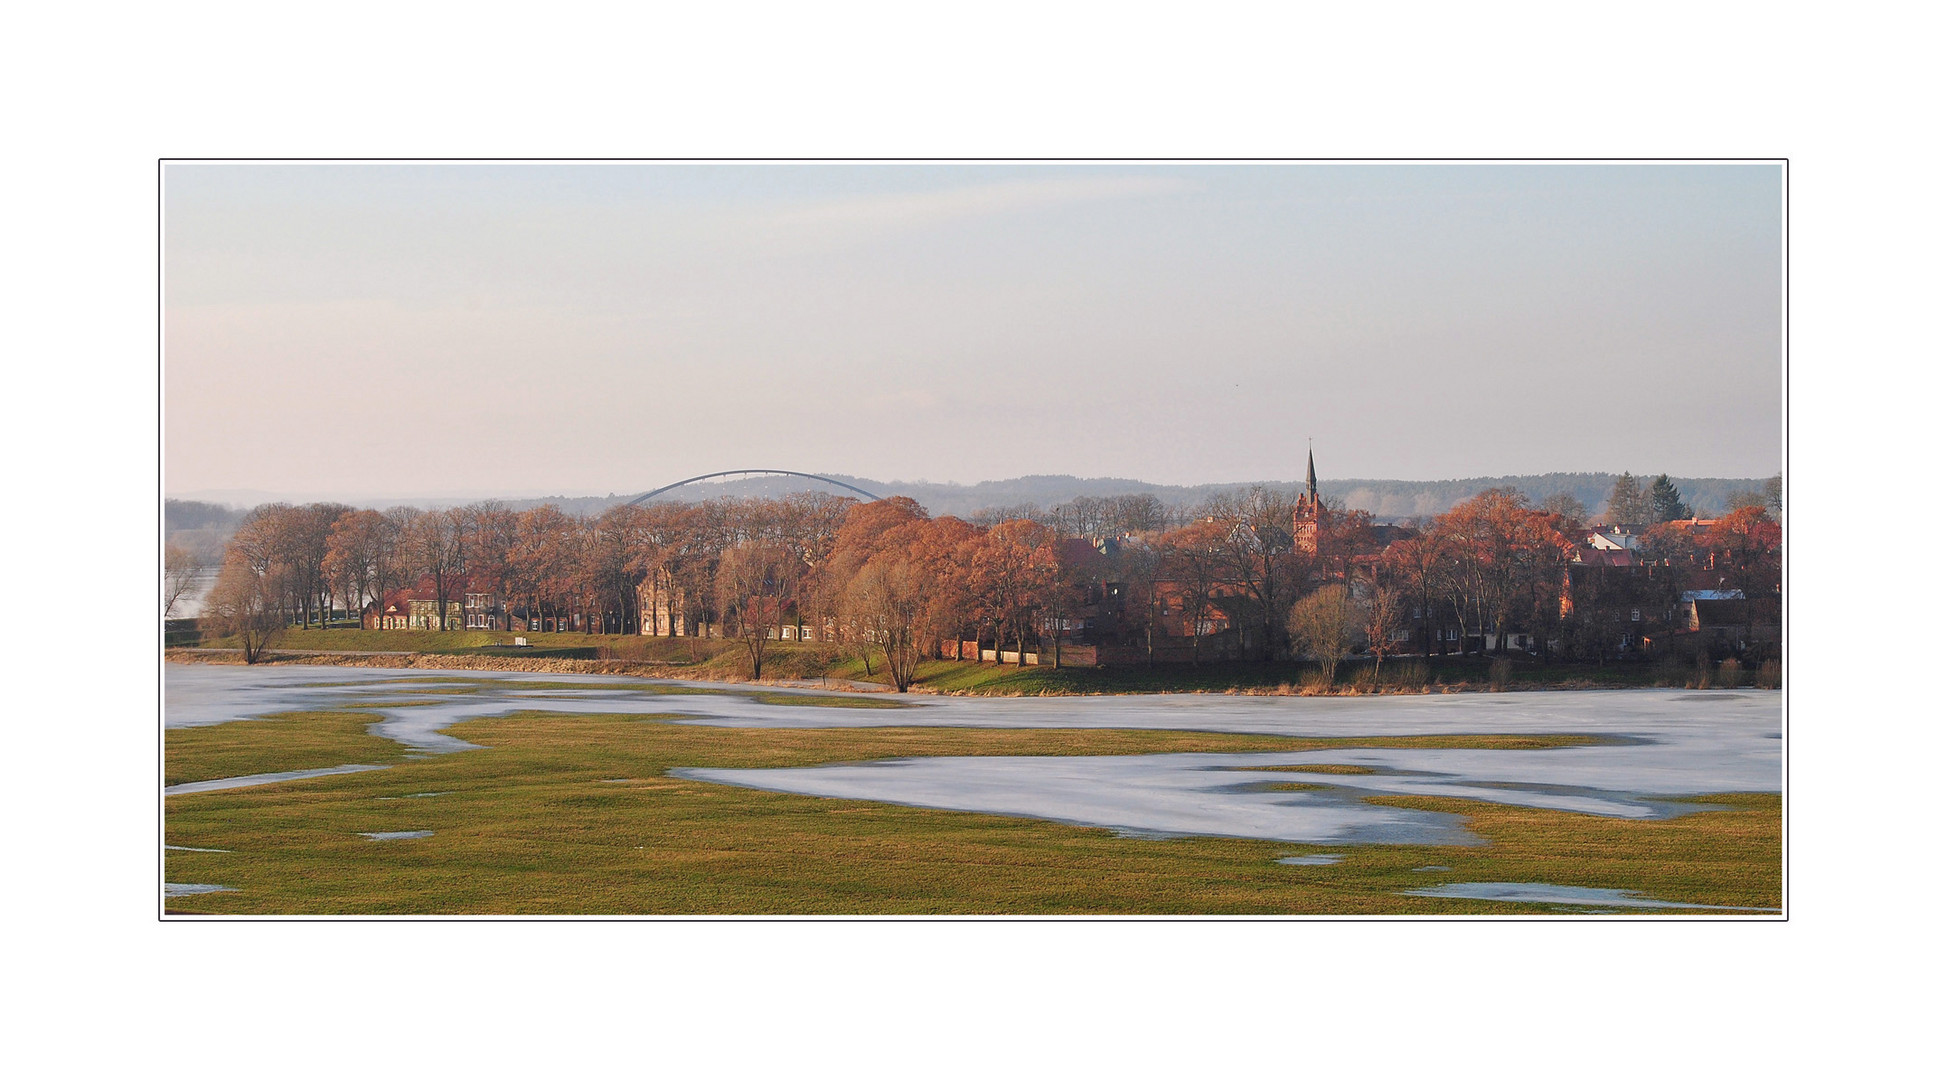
636, 568, 720, 638
364, 575, 502, 631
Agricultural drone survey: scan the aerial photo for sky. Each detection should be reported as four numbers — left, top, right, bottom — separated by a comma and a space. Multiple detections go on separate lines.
163, 162, 1783, 501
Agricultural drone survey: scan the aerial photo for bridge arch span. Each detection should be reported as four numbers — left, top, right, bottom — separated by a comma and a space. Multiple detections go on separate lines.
626, 470, 882, 506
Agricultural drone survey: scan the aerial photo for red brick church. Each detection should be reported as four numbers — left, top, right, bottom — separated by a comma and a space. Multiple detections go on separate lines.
1292, 446, 1324, 556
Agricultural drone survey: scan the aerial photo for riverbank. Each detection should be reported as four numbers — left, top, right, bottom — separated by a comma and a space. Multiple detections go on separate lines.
169, 629, 1778, 696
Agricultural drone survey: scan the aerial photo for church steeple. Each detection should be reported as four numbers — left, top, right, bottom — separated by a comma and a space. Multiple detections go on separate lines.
1294, 442, 1324, 556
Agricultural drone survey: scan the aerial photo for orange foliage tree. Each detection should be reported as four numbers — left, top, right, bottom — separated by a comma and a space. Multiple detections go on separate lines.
968, 519, 1058, 665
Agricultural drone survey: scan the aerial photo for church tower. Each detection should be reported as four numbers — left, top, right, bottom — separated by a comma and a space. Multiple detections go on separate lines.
1293, 445, 1324, 556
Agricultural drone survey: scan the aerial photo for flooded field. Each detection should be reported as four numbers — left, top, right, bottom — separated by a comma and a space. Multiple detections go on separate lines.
165, 662, 1781, 848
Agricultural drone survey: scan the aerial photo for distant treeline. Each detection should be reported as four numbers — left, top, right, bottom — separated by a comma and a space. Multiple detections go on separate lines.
165, 500, 248, 564
528, 471, 1778, 523
167, 470, 1778, 555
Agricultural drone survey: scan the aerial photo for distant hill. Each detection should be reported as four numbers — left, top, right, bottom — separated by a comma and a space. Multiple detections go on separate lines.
164, 499, 247, 564
1321, 473, 1768, 521
172, 471, 1776, 526
613, 471, 1770, 522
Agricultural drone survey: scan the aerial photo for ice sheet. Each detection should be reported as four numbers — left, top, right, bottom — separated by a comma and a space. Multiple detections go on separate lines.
165, 662, 1781, 844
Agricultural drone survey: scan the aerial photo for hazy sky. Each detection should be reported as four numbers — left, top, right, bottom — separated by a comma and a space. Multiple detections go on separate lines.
164, 162, 1782, 500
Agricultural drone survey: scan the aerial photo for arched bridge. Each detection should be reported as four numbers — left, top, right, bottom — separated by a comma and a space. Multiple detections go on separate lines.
626, 470, 883, 506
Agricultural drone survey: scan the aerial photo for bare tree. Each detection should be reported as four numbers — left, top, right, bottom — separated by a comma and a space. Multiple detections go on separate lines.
1541, 492, 1589, 531
1159, 519, 1230, 666
204, 553, 286, 663
849, 550, 929, 691
163, 542, 200, 618
586, 504, 654, 634
1383, 531, 1450, 657
1357, 574, 1406, 675
510, 505, 576, 633
459, 501, 520, 627
1200, 486, 1299, 659
716, 542, 800, 679
285, 503, 351, 628
404, 508, 466, 630
1114, 536, 1167, 668
1288, 584, 1359, 686
968, 519, 1057, 665
324, 509, 397, 629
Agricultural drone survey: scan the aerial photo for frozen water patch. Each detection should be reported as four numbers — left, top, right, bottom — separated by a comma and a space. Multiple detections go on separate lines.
1412, 865, 1450, 872
168, 662, 1782, 747
168, 664, 1780, 847
164, 663, 895, 754
165, 882, 235, 897
1277, 854, 1342, 866
360, 830, 434, 841
364, 710, 490, 754
676, 756, 1484, 846
165, 763, 390, 795
675, 719, 1780, 849
1402, 882, 1779, 911
165, 844, 230, 853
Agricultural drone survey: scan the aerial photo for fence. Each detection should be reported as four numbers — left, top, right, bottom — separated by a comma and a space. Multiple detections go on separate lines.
933, 638, 1254, 667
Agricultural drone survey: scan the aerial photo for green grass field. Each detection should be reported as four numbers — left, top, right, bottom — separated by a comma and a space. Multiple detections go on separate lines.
163, 710, 1780, 915
166, 711, 419, 787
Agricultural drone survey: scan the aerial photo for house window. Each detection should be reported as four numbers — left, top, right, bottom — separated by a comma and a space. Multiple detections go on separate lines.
1631, 609, 1641, 622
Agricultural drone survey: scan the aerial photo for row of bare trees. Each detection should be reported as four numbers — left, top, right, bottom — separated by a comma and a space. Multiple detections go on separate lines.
196, 485, 1780, 672
199, 495, 851, 646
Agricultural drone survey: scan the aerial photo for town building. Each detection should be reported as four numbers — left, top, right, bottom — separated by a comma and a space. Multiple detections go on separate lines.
1292, 447, 1324, 556
365, 576, 465, 630
637, 568, 721, 637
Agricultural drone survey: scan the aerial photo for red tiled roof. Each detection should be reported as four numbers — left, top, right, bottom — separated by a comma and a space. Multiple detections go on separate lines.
366, 575, 499, 612
1058, 538, 1109, 570
1574, 549, 1636, 568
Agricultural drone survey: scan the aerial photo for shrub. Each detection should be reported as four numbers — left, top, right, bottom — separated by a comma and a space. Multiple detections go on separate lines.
1649, 656, 1689, 687
1715, 658, 1746, 689
1687, 653, 1714, 690
1488, 657, 1513, 691
1755, 659, 1782, 689
1388, 660, 1430, 689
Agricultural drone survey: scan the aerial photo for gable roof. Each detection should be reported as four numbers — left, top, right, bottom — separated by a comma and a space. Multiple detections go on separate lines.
1574, 549, 1637, 568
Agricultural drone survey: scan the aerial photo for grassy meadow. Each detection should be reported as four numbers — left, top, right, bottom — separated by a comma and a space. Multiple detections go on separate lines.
164, 708, 1781, 916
